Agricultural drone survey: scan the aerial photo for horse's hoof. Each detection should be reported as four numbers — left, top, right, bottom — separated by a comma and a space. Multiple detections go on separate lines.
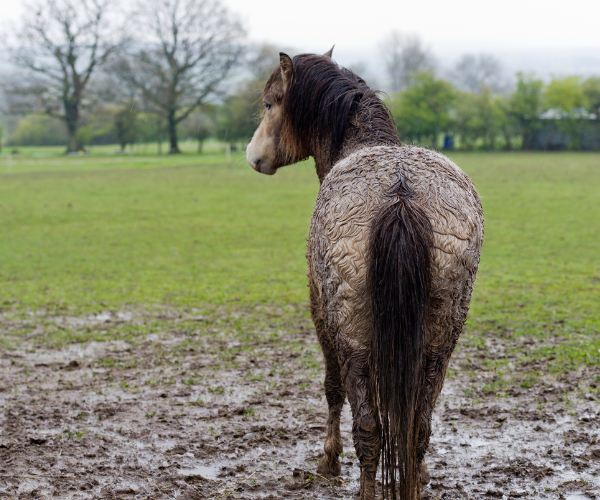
317, 455, 341, 477
420, 461, 431, 485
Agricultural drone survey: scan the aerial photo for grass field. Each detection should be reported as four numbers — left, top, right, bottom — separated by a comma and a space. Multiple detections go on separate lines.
1, 145, 599, 375
1, 146, 599, 499
1, 147, 598, 322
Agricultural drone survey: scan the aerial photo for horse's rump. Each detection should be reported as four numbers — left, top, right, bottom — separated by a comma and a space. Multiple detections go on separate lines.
309, 145, 482, 330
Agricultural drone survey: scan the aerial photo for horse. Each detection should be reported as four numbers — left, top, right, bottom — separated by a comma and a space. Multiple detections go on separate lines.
246, 48, 483, 500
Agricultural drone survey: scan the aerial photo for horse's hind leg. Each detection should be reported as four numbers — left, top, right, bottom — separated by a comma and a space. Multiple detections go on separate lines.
311, 287, 346, 477
316, 330, 346, 476
342, 349, 380, 500
416, 352, 447, 486
417, 285, 474, 487
417, 343, 461, 484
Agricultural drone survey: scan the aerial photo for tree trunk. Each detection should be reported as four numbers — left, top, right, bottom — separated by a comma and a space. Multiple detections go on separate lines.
168, 109, 180, 154
66, 128, 82, 153
522, 132, 531, 150
522, 120, 534, 150
155, 116, 163, 155
504, 131, 512, 151
64, 98, 83, 153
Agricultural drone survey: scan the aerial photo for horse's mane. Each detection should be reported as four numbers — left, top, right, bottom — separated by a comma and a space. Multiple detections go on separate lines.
265, 54, 400, 167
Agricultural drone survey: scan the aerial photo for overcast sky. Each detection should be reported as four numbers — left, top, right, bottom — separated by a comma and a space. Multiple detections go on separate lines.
2, 0, 599, 78
223, 0, 600, 51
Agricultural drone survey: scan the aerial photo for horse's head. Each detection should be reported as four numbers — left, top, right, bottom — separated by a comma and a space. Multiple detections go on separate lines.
246, 48, 334, 175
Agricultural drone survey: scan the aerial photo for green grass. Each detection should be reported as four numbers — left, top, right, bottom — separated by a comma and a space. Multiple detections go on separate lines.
0, 146, 598, 371
0, 145, 318, 309
450, 152, 600, 376
0, 140, 234, 173
458, 152, 600, 334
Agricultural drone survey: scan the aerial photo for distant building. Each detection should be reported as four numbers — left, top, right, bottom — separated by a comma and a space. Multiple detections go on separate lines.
532, 108, 600, 150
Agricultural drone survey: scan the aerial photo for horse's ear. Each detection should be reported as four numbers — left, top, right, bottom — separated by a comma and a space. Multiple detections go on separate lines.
280, 52, 293, 90
323, 45, 335, 58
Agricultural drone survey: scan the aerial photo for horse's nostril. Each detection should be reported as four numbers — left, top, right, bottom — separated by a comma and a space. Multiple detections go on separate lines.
255, 158, 262, 167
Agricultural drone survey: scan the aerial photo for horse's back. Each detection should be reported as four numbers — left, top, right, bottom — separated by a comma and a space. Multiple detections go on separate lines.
307, 145, 483, 347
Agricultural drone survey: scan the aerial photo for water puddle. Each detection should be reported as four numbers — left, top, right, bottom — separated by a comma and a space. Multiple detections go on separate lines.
179, 465, 219, 480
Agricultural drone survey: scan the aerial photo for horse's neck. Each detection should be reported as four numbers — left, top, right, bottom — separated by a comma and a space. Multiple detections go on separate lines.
313, 136, 374, 184
314, 151, 334, 183
313, 108, 399, 183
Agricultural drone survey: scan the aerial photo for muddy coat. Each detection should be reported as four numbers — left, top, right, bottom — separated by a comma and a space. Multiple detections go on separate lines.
308, 144, 483, 470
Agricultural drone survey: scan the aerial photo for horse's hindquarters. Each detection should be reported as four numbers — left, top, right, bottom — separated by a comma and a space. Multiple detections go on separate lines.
308, 145, 483, 500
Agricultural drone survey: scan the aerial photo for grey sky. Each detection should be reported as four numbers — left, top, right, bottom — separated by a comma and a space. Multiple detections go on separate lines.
3, 0, 599, 49
223, 0, 600, 51
2, 0, 599, 79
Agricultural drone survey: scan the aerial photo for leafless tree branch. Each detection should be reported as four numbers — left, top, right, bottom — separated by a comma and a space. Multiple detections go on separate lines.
4, 0, 127, 151
111, 0, 245, 153
380, 31, 436, 93
451, 53, 507, 94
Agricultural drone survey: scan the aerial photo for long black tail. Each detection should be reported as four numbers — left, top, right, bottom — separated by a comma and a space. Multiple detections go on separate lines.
368, 180, 433, 500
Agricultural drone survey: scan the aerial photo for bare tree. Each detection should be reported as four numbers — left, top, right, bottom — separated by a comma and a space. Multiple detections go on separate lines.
247, 43, 282, 84
6, 0, 123, 152
451, 53, 506, 93
380, 31, 436, 92
113, 0, 245, 154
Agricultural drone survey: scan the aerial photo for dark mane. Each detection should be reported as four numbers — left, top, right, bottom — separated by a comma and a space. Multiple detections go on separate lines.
265, 54, 400, 177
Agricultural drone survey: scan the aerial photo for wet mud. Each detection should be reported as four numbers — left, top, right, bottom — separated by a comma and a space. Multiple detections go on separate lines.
0, 307, 598, 499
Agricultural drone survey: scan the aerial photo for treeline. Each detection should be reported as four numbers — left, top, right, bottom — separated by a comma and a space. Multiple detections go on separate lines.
1, 0, 599, 153
391, 72, 600, 151
6, 70, 600, 152
1, 0, 245, 154
5, 106, 217, 151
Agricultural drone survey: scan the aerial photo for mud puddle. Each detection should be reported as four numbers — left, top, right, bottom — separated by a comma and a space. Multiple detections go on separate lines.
0, 307, 598, 499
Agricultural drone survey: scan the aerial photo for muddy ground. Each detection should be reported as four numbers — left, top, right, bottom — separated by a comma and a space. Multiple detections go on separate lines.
1, 305, 599, 499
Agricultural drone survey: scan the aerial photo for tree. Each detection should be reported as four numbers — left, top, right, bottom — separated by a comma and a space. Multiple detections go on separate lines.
194, 118, 213, 153
179, 108, 216, 152
545, 76, 588, 149
8, 114, 68, 146
451, 53, 506, 94
582, 77, 600, 118
545, 76, 587, 112
508, 73, 544, 150
453, 89, 508, 150
247, 43, 283, 83
217, 86, 261, 143
113, 105, 139, 151
7, 0, 123, 152
494, 95, 517, 150
113, 0, 245, 154
135, 112, 166, 152
380, 31, 436, 92
391, 71, 456, 148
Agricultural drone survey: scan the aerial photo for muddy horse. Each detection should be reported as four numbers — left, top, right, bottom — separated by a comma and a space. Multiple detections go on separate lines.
246, 49, 484, 500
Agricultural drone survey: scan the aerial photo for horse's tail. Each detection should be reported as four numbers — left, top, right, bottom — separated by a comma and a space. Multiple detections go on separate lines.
368, 180, 433, 500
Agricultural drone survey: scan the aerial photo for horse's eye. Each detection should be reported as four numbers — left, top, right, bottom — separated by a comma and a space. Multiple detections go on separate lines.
265, 103, 271, 111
